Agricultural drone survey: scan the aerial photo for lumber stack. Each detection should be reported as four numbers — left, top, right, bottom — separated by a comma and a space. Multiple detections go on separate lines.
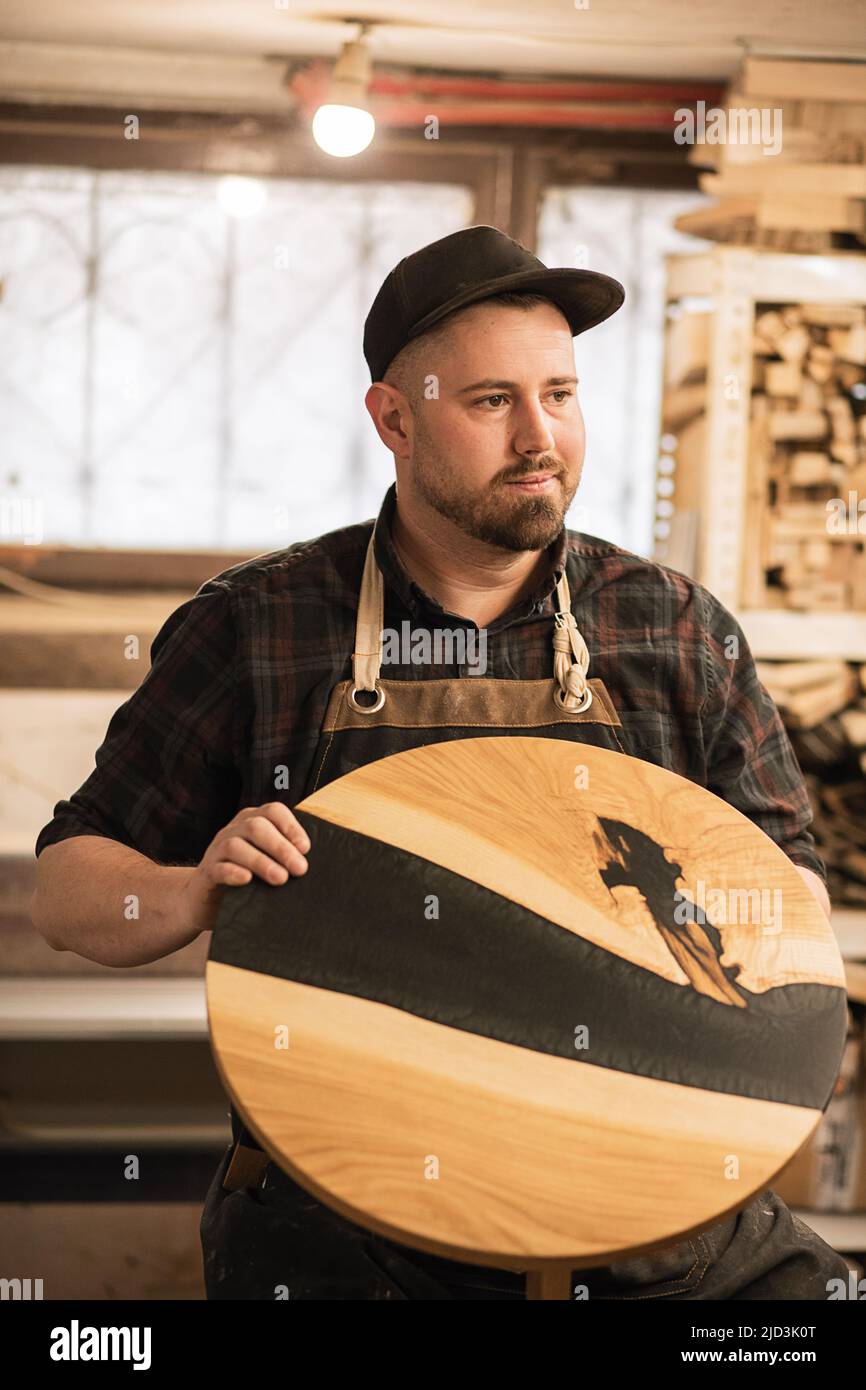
757, 659, 866, 904
750, 302, 866, 612
656, 272, 866, 609
675, 57, 866, 252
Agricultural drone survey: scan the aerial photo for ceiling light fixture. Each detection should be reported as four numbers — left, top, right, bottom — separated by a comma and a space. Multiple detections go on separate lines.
311, 26, 376, 158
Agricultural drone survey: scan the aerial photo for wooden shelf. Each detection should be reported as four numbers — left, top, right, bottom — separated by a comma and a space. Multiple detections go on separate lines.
0, 978, 207, 1040
792, 1209, 866, 1253
834, 908, 866, 962
739, 609, 866, 661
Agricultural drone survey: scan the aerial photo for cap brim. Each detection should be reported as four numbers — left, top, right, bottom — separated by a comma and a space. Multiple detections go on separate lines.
406, 266, 625, 343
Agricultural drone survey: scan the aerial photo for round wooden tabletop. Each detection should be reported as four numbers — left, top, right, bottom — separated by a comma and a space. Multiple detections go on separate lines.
206, 737, 847, 1272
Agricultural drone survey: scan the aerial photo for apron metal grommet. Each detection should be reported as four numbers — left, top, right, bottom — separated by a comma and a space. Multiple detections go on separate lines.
553, 684, 593, 714
348, 683, 386, 713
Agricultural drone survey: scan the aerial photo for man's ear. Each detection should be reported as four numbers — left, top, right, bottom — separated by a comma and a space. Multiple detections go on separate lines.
365, 382, 413, 460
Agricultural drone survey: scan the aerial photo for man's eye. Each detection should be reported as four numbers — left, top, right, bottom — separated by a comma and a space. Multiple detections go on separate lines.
550, 389, 573, 403
478, 394, 507, 408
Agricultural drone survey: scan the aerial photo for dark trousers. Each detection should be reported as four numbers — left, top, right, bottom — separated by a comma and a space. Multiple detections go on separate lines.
200, 1144, 851, 1300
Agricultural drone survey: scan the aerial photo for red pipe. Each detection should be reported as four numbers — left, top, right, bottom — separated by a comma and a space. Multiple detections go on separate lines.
353, 101, 688, 130
288, 62, 725, 131
368, 72, 726, 104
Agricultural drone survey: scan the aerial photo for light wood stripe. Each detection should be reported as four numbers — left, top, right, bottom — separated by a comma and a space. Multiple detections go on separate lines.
207, 961, 820, 1269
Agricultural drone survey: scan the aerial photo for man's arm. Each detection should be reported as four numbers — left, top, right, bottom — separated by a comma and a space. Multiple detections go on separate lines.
32, 803, 311, 968
699, 590, 832, 914
30, 583, 308, 967
32, 836, 196, 967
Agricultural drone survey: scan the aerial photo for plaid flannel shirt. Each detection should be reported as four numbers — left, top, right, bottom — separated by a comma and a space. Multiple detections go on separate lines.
35, 483, 826, 885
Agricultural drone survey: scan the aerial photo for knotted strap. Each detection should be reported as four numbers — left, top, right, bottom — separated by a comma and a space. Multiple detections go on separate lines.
551, 571, 592, 712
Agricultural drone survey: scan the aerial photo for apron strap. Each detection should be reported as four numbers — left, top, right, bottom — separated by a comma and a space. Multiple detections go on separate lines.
552, 570, 592, 713
352, 526, 386, 701
352, 522, 592, 713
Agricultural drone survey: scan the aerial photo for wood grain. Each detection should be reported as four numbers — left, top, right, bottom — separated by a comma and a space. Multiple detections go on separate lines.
207, 961, 820, 1269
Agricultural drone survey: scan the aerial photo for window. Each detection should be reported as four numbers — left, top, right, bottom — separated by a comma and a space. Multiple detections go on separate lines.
0, 166, 473, 549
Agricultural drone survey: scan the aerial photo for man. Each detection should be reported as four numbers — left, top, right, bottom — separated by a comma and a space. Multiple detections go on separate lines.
32, 225, 846, 1299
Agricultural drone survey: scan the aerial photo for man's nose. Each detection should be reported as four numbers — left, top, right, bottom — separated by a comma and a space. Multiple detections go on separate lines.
511, 399, 557, 457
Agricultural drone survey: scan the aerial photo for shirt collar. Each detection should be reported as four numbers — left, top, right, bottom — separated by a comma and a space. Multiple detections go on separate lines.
372, 481, 569, 626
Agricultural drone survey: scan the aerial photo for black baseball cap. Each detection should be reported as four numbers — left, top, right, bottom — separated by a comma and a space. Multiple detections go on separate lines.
363, 224, 625, 383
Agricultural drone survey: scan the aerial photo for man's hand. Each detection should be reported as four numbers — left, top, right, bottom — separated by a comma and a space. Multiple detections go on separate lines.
178, 802, 311, 939
794, 864, 831, 919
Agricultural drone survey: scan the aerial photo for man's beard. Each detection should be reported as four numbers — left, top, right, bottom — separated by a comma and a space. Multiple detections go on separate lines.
411, 441, 580, 552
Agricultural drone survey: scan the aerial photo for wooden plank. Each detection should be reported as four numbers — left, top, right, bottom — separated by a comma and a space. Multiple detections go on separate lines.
670, 413, 707, 513
829, 325, 866, 365
0, 544, 252, 591
661, 382, 706, 431
0, 632, 148, 688
754, 659, 850, 693
664, 311, 711, 389
700, 164, 866, 197
798, 99, 866, 133
775, 324, 812, 362
740, 610, 866, 660
756, 196, 864, 234
806, 344, 835, 383
0, 978, 208, 1039
801, 304, 866, 327
741, 59, 866, 104
673, 198, 758, 240
761, 361, 800, 400
754, 309, 786, 344
0, 592, 190, 688
789, 452, 834, 486
741, 398, 769, 606
664, 253, 714, 299
768, 410, 828, 441
738, 251, 866, 303
826, 395, 856, 441
840, 708, 866, 746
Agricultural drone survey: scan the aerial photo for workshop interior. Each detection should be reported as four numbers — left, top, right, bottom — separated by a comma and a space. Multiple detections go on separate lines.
2, 0, 866, 1305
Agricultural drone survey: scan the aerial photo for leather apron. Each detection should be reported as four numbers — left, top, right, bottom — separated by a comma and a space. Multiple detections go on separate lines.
202, 518, 637, 1299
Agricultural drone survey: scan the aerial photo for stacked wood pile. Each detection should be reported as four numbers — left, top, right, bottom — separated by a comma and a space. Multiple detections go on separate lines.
757, 659, 866, 903
748, 302, 866, 611
675, 56, 866, 253
657, 280, 866, 608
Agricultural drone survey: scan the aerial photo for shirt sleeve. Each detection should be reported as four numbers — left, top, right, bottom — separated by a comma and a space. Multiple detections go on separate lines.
33, 579, 243, 867
698, 588, 827, 886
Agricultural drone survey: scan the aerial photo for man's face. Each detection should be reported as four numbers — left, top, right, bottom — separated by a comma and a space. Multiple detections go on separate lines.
405, 300, 585, 552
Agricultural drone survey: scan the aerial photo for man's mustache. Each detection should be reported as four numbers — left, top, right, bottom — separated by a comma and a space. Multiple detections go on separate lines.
500, 460, 564, 483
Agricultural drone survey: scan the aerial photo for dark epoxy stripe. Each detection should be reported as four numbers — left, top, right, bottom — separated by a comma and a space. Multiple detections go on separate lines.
210, 813, 847, 1111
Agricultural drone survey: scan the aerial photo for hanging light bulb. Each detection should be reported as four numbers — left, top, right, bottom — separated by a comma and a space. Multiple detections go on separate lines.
312, 35, 376, 158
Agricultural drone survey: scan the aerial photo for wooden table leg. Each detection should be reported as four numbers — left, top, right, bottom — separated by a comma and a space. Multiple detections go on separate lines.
525, 1264, 573, 1300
